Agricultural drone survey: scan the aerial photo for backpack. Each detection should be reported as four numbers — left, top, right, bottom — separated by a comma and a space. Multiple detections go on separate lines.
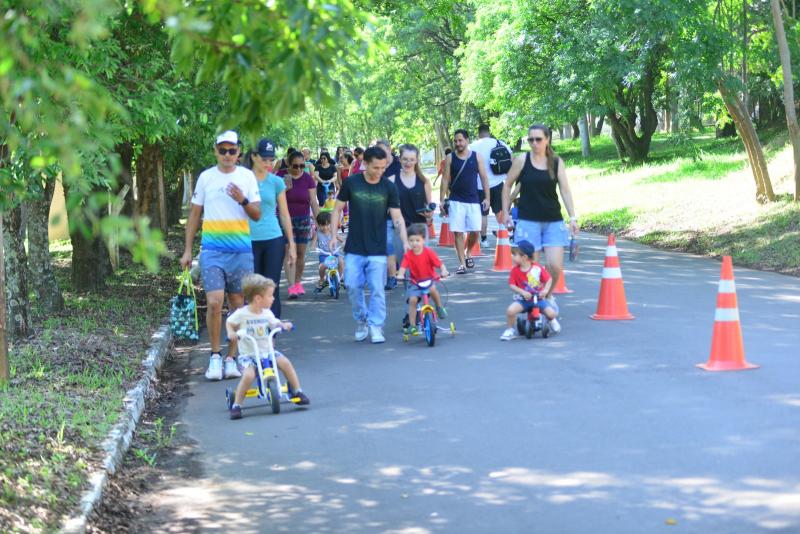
489, 139, 512, 175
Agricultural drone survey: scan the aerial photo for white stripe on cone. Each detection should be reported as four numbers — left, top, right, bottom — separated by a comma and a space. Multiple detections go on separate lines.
497, 238, 510, 246
602, 267, 622, 279
714, 308, 740, 322
605, 246, 618, 257
718, 280, 735, 293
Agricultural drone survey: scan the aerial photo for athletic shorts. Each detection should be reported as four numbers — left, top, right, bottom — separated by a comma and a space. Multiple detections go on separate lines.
513, 298, 554, 314
406, 281, 436, 299
200, 249, 254, 294
237, 351, 284, 370
291, 216, 313, 244
480, 184, 504, 216
515, 219, 570, 251
448, 200, 482, 233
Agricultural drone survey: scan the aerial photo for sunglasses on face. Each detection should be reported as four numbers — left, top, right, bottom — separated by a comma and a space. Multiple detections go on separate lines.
217, 147, 238, 155
291, 164, 304, 170
527, 137, 545, 143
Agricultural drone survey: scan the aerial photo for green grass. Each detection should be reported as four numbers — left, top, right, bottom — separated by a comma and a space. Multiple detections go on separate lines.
581, 207, 639, 234
0, 230, 182, 532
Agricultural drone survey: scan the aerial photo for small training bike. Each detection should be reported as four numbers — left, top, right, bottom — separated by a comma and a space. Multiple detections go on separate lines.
402, 277, 456, 347
225, 326, 301, 415
314, 245, 343, 299
516, 293, 550, 339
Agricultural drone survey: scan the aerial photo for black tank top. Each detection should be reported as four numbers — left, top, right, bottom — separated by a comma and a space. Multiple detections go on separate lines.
317, 164, 336, 181
517, 154, 562, 222
449, 151, 480, 203
396, 173, 427, 227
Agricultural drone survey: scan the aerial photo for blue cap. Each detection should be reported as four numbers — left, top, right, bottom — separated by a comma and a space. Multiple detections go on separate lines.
515, 240, 536, 257
256, 138, 276, 158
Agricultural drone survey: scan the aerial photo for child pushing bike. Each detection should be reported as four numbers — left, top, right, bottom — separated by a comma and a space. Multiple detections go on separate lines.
397, 223, 449, 336
225, 274, 310, 419
501, 240, 561, 341
314, 211, 345, 293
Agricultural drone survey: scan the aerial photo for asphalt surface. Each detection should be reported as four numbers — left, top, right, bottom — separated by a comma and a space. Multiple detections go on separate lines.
158, 229, 800, 533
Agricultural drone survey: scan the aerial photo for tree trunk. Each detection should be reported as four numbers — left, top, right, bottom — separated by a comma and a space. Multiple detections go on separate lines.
591, 114, 605, 136
63, 183, 113, 291
156, 153, 167, 233
3, 205, 30, 337
771, 0, 800, 200
115, 142, 135, 217
670, 99, 680, 133
0, 212, 7, 384
25, 173, 64, 313
610, 127, 627, 159
571, 121, 580, 139
578, 114, 591, 157
718, 79, 775, 202
135, 142, 159, 223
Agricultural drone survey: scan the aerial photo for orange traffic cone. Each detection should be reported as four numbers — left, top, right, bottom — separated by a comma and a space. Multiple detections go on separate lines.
427, 219, 436, 239
591, 234, 634, 320
697, 256, 758, 371
468, 236, 484, 257
492, 227, 513, 272
552, 270, 573, 294
438, 217, 454, 247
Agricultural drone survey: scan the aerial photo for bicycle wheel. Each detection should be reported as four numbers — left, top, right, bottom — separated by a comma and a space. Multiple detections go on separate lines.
330, 272, 339, 299
225, 388, 234, 410
267, 377, 281, 414
525, 319, 533, 339
423, 312, 436, 347
516, 316, 526, 337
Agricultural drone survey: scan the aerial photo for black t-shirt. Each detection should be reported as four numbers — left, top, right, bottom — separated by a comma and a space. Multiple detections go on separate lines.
517, 155, 562, 222
317, 164, 336, 181
337, 173, 400, 255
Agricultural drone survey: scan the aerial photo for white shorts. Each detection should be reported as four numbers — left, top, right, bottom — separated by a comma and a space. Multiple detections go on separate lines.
448, 200, 482, 233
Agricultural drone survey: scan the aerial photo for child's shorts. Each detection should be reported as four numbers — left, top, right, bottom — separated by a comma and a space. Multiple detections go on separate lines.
513, 298, 555, 314
319, 253, 341, 264
406, 281, 436, 299
237, 351, 284, 371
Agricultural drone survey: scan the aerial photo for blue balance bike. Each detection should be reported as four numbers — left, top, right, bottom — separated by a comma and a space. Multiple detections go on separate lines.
402, 277, 455, 347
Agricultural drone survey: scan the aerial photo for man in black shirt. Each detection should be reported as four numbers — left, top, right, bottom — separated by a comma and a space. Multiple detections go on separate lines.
331, 146, 409, 344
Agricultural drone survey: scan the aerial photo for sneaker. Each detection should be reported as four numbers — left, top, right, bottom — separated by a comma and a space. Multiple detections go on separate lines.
369, 325, 385, 343
288, 284, 299, 300
549, 318, 561, 334
205, 354, 223, 381
481, 235, 487, 245
291, 391, 310, 406
354, 322, 369, 342
314, 281, 327, 293
404, 326, 419, 336
296, 283, 305, 295
436, 306, 447, 319
223, 358, 241, 379
229, 404, 242, 420
385, 276, 398, 290
500, 328, 517, 341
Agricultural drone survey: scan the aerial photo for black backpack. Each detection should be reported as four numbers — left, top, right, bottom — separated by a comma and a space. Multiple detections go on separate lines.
489, 139, 512, 175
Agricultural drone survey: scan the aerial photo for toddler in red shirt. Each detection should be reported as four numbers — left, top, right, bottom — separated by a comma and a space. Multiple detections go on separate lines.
396, 223, 450, 335
501, 240, 561, 340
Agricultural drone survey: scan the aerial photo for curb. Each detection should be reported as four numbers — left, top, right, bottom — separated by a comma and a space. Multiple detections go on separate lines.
60, 323, 173, 534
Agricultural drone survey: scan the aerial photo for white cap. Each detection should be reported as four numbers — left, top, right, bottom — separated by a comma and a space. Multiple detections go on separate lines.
215, 130, 239, 145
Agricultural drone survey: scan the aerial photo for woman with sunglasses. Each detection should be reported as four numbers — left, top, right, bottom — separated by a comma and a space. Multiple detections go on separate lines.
314, 153, 337, 206
244, 139, 297, 317
277, 151, 321, 298
501, 124, 578, 301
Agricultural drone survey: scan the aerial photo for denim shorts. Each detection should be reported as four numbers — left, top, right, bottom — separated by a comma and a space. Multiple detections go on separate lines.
515, 219, 570, 251
386, 220, 396, 255
237, 350, 284, 371
200, 249, 254, 294
291, 216, 313, 244
405, 282, 436, 299
513, 298, 554, 314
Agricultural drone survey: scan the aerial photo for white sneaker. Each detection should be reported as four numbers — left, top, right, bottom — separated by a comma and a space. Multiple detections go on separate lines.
549, 318, 561, 334
205, 354, 223, 381
354, 322, 369, 342
500, 328, 517, 341
369, 326, 385, 344
223, 358, 241, 379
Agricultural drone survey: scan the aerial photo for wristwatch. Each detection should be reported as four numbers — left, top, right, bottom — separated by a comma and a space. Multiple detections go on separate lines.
239, 198, 249, 207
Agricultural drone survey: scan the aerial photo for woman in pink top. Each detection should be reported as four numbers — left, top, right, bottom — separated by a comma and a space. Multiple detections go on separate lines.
277, 151, 320, 298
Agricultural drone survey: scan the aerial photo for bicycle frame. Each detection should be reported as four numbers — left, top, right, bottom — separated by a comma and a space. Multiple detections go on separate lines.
237, 327, 287, 402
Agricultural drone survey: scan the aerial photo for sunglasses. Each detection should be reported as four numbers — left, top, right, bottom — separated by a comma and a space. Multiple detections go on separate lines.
290, 164, 305, 170
527, 137, 545, 143
217, 147, 238, 155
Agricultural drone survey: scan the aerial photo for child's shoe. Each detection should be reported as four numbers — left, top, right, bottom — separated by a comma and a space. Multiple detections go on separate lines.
315, 280, 327, 293
404, 326, 419, 336
290, 391, 310, 406
436, 306, 447, 319
223, 358, 241, 379
229, 404, 242, 420
385, 276, 398, 290
549, 318, 561, 334
500, 328, 517, 341
205, 353, 223, 381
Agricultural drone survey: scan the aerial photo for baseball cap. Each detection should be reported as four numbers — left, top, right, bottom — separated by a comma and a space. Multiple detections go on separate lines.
515, 240, 536, 257
256, 138, 276, 158
215, 130, 239, 146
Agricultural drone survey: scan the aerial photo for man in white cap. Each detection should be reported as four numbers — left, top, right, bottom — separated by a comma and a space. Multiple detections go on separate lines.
181, 131, 262, 380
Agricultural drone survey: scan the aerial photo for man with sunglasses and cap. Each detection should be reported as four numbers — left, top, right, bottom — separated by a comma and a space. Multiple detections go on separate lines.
181, 130, 262, 381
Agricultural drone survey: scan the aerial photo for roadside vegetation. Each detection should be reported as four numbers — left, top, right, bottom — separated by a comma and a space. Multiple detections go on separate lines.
0, 232, 182, 533
559, 130, 800, 275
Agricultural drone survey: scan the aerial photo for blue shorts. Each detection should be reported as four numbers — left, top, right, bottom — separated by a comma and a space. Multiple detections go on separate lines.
386, 220, 396, 255
237, 350, 285, 371
405, 281, 436, 299
200, 249, 254, 294
318, 254, 341, 264
513, 298, 554, 314
515, 219, 570, 251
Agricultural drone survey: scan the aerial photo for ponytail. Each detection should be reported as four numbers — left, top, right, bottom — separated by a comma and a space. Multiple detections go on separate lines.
529, 124, 558, 180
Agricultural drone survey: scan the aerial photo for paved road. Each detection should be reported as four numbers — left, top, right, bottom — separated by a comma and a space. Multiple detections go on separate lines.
156, 230, 800, 533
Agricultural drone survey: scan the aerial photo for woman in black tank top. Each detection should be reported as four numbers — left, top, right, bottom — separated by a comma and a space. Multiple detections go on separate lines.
501, 124, 579, 299
396, 144, 433, 228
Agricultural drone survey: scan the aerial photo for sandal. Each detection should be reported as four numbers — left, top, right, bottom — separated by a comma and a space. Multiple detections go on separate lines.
465, 257, 475, 269
456, 265, 467, 275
